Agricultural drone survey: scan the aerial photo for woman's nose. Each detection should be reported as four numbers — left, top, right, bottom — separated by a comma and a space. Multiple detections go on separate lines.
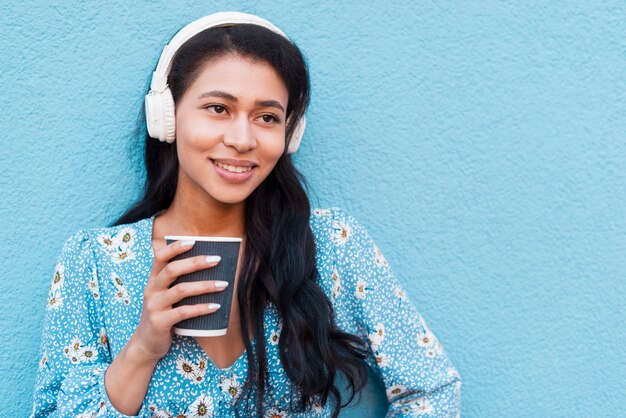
223, 115, 257, 152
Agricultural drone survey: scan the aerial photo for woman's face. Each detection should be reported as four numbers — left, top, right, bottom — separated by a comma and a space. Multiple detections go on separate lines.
173, 53, 288, 207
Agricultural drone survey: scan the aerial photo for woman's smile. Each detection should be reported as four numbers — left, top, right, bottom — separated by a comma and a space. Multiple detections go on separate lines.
210, 158, 257, 183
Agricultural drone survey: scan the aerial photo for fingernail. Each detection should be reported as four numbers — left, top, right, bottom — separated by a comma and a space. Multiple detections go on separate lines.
207, 303, 221, 310
215, 281, 229, 289
205, 255, 221, 264
180, 240, 195, 247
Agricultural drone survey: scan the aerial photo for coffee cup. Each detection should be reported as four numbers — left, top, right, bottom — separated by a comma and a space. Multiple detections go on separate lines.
165, 235, 242, 337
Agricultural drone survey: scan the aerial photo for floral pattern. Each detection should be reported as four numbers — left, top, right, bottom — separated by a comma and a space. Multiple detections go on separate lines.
47, 263, 65, 310
109, 272, 131, 305
62, 337, 98, 365
31, 207, 461, 417
218, 372, 242, 401
175, 354, 207, 384
96, 227, 137, 264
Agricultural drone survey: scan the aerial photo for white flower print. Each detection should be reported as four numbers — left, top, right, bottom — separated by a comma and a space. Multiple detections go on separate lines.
355, 278, 371, 299
63, 337, 98, 364
394, 286, 408, 301
264, 408, 287, 418
188, 393, 214, 417
196, 355, 207, 374
190, 362, 206, 384
78, 344, 98, 362
417, 329, 438, 349
175, 355, 206, 384
311, 400, 323, 414
219, 373, 242, 400
331, 266, 341, 300
373, 323, 385, 339
47, 289, 63, 310
96, 233, 117, 250
39, 353, 48, 371
113, 288, 131, 305
373, 244, 389, 267
386, 384, 407, 400
98, 328, 108, 350
47, 263, 65, 310
331, 220, 352, 246
50, 263, 65, 292
375, 352, 390, 367
409, 396, 435, 415
110, 272, 131, 305
110, 245, 136, 264
313, 208, 331, 217
447, 367, 460, 379
97, 228, 137, 264
87, 271, 100, 300
269, 329, 280, 345
147, 404, 171, 417
151, 408, 173, 418
175, 354, 196, 380
368, 323, 385, 352
113, 227, 136, 249
425, 341, 444, 358
111, 273, 126, 289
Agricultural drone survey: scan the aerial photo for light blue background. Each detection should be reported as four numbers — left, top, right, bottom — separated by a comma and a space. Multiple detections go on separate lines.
1, 1, 624, 416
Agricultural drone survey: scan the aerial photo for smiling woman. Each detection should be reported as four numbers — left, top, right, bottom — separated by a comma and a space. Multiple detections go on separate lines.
30, 11, 461, 418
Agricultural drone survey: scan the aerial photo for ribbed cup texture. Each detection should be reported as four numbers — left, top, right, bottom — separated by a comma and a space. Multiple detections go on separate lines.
166, 239, 241, 333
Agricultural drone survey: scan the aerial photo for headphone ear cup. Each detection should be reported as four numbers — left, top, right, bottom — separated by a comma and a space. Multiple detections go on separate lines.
287, 114, 306, 154
145, 87, 176, 143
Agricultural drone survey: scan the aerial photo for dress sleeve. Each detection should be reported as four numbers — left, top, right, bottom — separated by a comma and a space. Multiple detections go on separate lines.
31, 229, 138, 417
328, 208, 462, 417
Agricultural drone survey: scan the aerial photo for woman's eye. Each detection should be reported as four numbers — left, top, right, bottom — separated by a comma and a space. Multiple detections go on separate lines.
206, 104, 227, 114
260, 114, 279, 124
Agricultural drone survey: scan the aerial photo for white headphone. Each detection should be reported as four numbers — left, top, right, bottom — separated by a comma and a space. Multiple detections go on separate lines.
144, 11, 306, 154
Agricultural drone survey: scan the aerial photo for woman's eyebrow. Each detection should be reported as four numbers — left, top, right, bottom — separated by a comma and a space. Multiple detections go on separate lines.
197, 90, 284, 112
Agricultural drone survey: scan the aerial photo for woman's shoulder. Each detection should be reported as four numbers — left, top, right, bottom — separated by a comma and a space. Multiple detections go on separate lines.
309, 206, 365, 233
59, 217, 149, 261
309, 206, 342, 235
309, 206, 366, 248
309, 206, 352, 224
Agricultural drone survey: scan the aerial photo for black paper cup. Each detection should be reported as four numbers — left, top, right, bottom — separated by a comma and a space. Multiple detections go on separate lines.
165, 235, 242, 337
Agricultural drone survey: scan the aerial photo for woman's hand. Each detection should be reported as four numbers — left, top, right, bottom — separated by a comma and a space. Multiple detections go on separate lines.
130, 240, 227, 362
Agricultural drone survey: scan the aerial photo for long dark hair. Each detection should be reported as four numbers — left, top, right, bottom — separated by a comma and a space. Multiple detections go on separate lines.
112, 23, 369, 416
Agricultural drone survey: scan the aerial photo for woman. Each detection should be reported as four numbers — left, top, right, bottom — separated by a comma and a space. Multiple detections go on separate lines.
31, 11, 462, 418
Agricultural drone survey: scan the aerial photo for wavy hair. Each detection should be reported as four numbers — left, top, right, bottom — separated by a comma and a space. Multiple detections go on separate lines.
112, 23, 369, 416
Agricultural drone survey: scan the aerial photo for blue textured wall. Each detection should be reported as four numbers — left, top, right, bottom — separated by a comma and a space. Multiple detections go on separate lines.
1, 1, 624, 416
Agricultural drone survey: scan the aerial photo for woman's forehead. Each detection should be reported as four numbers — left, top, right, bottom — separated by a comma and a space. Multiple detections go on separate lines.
186, 54, 288, 105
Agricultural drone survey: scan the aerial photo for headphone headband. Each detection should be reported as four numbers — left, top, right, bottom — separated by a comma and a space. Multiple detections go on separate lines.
150, 12, 290, 93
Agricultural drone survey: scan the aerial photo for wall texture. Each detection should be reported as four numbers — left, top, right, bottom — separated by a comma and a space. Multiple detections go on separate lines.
1, 1, 624, 416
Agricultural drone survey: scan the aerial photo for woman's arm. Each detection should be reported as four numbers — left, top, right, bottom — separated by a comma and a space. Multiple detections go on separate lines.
103, 338, 159, 416
327, 208, 462, 417
31, 230, 150, 417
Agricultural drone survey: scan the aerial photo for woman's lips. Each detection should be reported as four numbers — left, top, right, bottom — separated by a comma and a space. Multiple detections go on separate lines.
211, 159, 256, 183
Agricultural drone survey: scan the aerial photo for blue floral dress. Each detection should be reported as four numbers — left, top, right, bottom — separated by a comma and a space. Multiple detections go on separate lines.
31, 207, 462, 417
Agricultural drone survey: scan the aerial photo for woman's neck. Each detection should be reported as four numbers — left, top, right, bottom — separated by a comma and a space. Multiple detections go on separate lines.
154, 201, 246, 239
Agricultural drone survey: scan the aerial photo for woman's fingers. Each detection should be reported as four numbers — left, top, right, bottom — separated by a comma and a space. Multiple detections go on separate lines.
150, 242, 221, 290
156, 280, 229, 308
155, 255, 221, 288
161, 302, 222, 326
152, 239, 196, 268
